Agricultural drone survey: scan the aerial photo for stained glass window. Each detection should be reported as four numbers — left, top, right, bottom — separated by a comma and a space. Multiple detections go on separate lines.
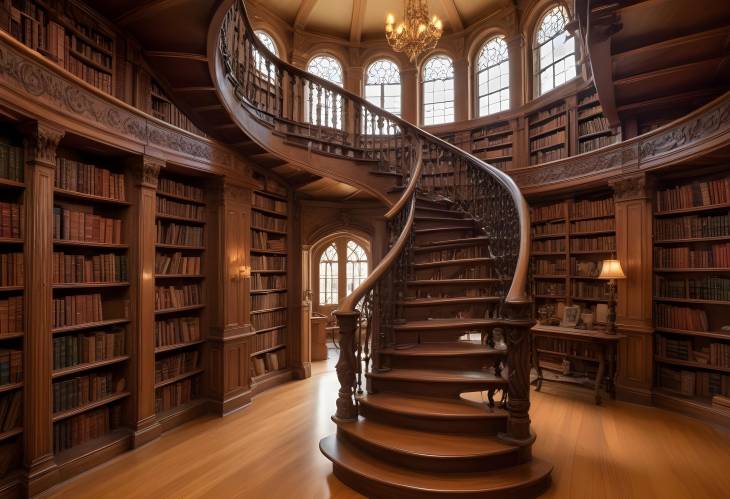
306, 55, 344, 129
319, 243, 339, 305
535, 6, 576, 95
476, 36, 510, 116
345, 241, 368, 295
422, 55, 455, 125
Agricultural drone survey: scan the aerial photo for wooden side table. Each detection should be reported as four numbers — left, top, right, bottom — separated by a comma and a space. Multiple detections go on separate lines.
530, 325, 623, 404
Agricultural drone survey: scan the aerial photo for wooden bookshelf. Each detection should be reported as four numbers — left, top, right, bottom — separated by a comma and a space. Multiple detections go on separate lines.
652, 171, 730, 421
150, 79, 206, 136
576, 87, 620, 154
50, 149, 132, 464
249, 173, 290, 391
469, 121, 513, 170
527, 101, 567, 165
530, 192, 616, 324
0, 134, 24, 482
154, 172, 207, 417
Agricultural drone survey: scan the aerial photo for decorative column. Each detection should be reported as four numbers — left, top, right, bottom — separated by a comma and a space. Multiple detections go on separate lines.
207, 178, 254, 415
299, 244, 313, 379
22, 123, 64, 494
453, 56, 469, 122
610, 172, 655, 404
128, 155, 163, 447
506, 34, 525, 111
400, 67, 418, 124
332, 311, 359, 422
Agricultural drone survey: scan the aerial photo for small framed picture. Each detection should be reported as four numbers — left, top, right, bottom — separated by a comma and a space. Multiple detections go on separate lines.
562, 305, 580, 327
595, 303, 609, 324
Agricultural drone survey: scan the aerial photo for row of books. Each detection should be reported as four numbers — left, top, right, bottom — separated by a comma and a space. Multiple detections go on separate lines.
252, 193, 286, 214
414, 286, 498, 300
0, 202, 21, 238
251, 293, 287, 311
655, 276, 730, 302
571, 217, 614, 233
533, 239, 566, 253
53, 207, 123, 244
251, 274, 286, 290
428, 266, 495, 280
156, 197, 204, 221
654, 243, 730, 269
418, 246, 488, 263
52, 372, 124, 413
55, 158, 125, 201
654, 213, 730, 240
472, 135, 512, 151
251, 255, 287, 272
0, 392, 21, 433
570, 198, 614, 219
530, 148, 566, 164
154, 316, 201, 348
52, 252, 127, 284
155, 377, 199, 413
533, 258, 567, 275
532, 203, 564, 223
155, 351, 199, 384
530, 104, 566, 125
154, 284, 201, 311
0, 142, 23, 182
151, 97, 204, 136
529, 113, 566, 138
479, 147, 513, 160
251, 348, 287, 377
656, 177, 730, 212
0, 296, 22, 335
570, 235, 615, 252
158, 178, 204, 202
53, 328, 125, 371
251, 231, 286, 251
579, 135, 614, 154
72, 34, 112, 69
534, 281, 565, 296
0, 253, 22, 286
156, 222, 204, 247
52, 293, 103, 328
67, 53, 113, 94
658, 366, 730, 398
0, 349, 22, 385
155, 252, 201, 276
252, 213, 286, 233
529, 130, 566, 152
572, 281, 609, 299
251, 309, 286, 331
472, 123, 511, 139
532, 222, 565, 236
577, 100, 601, 117
657, 335, 730, 367
534, 336, 599, 360
252, 328, 285, 353
53, 405, 122, 454
655, 304, 709, 332
578, 116, 609, 136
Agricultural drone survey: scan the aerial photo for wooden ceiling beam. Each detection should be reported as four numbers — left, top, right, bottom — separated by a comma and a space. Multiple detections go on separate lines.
613, 56, 727, 87
611, 26, 730, 65
349, 0, 367, 44
439, 0, 464, 32
145, 51, 208, 63
294, 0, 320, 29
115, 0, 188, 27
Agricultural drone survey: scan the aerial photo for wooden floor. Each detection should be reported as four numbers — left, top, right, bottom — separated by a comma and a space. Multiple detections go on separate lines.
41, 353, 730, 499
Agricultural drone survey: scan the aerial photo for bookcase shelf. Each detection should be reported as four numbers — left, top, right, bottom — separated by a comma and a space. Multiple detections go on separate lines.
154, 368, 204, 390
51, 318, 129, 334
52, 392, 130, 423
652, 171, 730, 419
469, 121, 513, 170
0, 382, 22, 394
51, 355, 130, 379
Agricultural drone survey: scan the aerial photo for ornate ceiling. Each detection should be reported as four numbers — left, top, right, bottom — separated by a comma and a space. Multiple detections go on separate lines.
248, 0, 508, 42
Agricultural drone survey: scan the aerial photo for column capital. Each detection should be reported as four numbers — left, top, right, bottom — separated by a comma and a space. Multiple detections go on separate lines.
131, 156, 164, 189
610, 172, 654, 202
22, 122, 65, 166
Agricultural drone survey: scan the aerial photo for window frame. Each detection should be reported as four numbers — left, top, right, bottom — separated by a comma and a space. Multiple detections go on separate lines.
364, 58, 402, 118
421, 54, 455, 126
313, 236, 371, 309
474, 35, 510, 118
533, 5, 577, 97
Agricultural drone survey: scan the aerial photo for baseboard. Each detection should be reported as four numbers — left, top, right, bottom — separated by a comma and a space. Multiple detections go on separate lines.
616, 384, 653, 406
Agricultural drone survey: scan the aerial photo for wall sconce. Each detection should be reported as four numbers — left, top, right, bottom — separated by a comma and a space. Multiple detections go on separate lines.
238, 265, 251, 279
598, 258, 626, 334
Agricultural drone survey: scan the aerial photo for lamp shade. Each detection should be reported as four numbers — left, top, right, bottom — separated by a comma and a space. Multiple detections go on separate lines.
598, 259, 626, 280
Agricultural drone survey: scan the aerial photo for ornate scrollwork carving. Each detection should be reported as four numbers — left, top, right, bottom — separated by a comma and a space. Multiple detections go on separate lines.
22, 123, 64, 166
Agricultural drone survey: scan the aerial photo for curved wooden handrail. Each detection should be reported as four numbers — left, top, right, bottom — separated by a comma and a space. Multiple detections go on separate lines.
384, 145, 423, 220
222, 0, 531, 304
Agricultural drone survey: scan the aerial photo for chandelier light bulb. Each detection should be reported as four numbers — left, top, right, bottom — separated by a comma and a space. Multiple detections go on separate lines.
386, 13, 395, 25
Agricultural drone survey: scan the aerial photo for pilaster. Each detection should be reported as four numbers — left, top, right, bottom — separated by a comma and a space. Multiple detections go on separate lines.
506, 34, 525, 112
22, 122, 64, 495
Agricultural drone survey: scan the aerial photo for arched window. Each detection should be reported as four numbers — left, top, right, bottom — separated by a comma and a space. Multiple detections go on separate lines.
476, 36, 509, 117
319, 243, 339, 305
365, 59, 401, 117
253, 31, 278, 78
306, 55, 344, 129
346, 241, 368, 295
422, 55, 455, 126
534, 5, 576, 96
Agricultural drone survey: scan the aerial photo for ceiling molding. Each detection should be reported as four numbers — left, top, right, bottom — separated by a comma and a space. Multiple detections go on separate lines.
350, 0, 367, 44
439, 0, 464, 32
294, 0, 320, 29
115, 0, 188, 26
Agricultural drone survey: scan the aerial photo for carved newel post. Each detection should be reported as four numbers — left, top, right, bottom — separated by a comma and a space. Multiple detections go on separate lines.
500, 302, 535, 445
332, 310, 360, 422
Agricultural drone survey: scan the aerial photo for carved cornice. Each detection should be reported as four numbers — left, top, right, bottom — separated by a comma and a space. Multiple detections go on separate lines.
22, 122, 64, 166
131, 156, 164, 188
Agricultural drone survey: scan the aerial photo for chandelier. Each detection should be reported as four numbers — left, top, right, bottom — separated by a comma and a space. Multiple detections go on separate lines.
385, 0, 443, 63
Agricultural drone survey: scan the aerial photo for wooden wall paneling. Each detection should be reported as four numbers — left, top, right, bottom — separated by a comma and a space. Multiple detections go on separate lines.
611, 173, 654, 404
207, 180, 253, 415
567, 94, 578, 157
22, 122, 64, 495
128, 156, 163, 447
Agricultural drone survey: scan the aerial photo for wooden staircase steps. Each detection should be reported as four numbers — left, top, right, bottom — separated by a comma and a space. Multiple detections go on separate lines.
320, 435, 552, 499
379, 342, 502, 357
415, 205, 469, 217
336, 418, 528, 472
407, 278, 502, 286
379, 342, 505, 370
393, 318, 532, 332
399, 296, 501, 306
413, 236, 489, 251
413, 257, 493, 269
367, 368, 507, 397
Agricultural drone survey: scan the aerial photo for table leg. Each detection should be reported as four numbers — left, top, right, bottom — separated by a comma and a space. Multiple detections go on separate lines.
531, 334, 543, 391
594, 349, 606, 405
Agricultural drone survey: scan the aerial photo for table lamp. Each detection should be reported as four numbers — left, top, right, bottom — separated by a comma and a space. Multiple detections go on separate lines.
598, 258, 626, 334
